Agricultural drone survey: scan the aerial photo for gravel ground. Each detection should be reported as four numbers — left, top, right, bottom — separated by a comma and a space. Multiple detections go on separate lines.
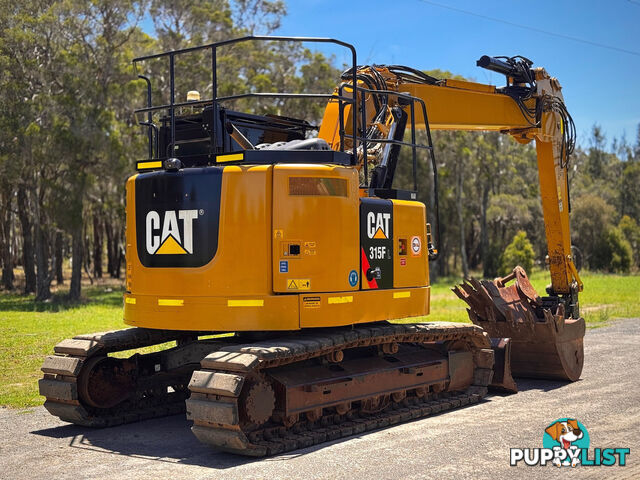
1, 318, 638, 480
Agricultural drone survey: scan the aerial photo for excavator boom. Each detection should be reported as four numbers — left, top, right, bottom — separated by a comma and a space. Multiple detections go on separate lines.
402, 77, 581, 299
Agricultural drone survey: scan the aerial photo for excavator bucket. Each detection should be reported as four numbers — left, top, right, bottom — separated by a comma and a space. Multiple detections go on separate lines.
452, 266, 585, 390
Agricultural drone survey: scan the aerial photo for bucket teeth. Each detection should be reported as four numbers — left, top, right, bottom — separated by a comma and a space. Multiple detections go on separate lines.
452, 282, 485, 318
454, 268, 546, 328
453, 266, 585, 383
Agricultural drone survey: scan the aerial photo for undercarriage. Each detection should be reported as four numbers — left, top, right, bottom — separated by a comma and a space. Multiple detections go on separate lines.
40, 322, 493, 456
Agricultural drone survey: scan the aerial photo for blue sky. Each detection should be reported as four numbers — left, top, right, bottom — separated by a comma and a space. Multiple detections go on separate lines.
141, 0, 640, 150
274, 0, 640, 150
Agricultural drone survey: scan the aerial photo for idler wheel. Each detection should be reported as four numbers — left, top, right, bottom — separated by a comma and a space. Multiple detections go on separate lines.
77, 356, 136, 409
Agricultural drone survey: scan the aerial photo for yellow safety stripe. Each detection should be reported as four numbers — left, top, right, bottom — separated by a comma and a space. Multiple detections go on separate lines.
227, 299, 264, 307
217, 153, 244, 163
136, 160, 162, 170
393, 291, 411, 299
158, 299, 184, 306
327, 296, 353, 304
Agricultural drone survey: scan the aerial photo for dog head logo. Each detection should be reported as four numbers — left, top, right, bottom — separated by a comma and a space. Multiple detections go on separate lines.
543, 418, 589, 467
545, 419, 583, 449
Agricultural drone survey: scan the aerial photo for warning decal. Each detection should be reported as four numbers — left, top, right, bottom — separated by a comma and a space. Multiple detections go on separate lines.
287, 279, 311, 290
302, 296, 321, 308
411, 236, 422, 257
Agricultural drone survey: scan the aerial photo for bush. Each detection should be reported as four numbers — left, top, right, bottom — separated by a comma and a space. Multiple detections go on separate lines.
603, 227, 633, 273
499, 231, 535, 276
618, 215, 640, 268
571, 194, 615, 269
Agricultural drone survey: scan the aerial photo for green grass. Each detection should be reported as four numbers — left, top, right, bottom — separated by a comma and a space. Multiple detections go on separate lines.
398, 270, 640, 326
0, 286, 125, 409
1, 271, 638, 409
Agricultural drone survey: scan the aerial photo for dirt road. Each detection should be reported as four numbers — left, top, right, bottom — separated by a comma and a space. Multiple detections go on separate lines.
1, 319, 638, 480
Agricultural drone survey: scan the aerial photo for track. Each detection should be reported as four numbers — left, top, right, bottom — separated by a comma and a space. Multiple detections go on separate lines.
39, 322, 492, 456
187, 322, 493, 456
39, 328, 223, 427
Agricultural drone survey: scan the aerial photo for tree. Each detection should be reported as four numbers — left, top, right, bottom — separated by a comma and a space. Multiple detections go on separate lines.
17, 187, 37, 293
473, 133, 499, 277
500, 231, 535, 276
230, 0, 286, 34
0, 0, 63, 300
3, 0, 634, 295
0, 184, 13, 290
621, 161, 640, 222
0, 0, 341, 300
454, 138, 471, 278
587, 124, 606, 179
571, 194, 615, 269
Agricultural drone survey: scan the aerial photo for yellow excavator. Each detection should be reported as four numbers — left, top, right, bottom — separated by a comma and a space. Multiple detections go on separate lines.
39, 36, 585, 456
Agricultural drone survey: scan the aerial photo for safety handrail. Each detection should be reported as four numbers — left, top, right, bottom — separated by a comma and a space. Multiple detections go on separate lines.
133, 36, 358, 159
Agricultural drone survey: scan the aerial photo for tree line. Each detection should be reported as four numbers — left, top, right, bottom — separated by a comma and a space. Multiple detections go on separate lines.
401, 122, 640, 280
1, 1, 639, 302
0, 0, 338, 300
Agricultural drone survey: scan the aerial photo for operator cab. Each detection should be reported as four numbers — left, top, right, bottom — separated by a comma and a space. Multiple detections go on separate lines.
137, 103, 351, 172
155, 105, 344, 168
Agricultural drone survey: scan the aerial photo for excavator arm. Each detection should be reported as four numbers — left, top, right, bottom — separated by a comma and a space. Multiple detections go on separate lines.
401, 67, 582, 302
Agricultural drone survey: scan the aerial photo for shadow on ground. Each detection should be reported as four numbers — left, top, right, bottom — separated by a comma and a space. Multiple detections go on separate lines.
511, 378, 572, 393
30, 413, 357, 469
31, 414, 261, 469
0, 287, 124, 312
27, 381, 573, 470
